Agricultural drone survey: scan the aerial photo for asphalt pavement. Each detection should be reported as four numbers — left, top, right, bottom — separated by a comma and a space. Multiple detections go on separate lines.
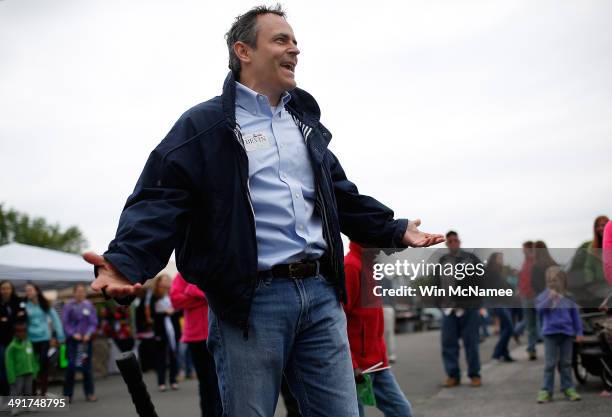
19, 329, 611, 417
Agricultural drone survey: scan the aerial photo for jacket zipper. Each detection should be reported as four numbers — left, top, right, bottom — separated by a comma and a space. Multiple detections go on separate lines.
318, 165, 340, 284
231, 126, 258, 339
300, 123, 340, 285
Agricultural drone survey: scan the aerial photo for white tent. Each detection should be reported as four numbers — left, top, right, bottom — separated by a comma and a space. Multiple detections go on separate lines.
0, 242, 94, 289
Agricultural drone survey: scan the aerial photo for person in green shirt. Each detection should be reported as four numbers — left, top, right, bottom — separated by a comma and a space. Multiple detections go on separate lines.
24, 282, 64, 396
4, 321, 38, 396
569, 216, 609, 287
583, 215, 609, 284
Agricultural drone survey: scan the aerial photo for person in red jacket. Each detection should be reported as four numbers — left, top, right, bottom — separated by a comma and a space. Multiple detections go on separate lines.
343, 242, 413, 417
170, 273, 221, 417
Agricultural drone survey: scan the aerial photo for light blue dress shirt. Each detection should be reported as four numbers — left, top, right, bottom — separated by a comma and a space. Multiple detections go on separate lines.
235, 82, 327, 270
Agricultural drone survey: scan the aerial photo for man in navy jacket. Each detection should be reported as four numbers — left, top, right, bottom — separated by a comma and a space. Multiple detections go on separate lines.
85, 5, 443, 417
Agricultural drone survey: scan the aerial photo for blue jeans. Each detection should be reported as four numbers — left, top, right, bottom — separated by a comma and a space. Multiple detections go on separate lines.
63, 338, 94, 397
207, 274, 358, 417
492, 308, 513, 360
179, 342, 194, 376
357, 369, 412, 417
0, 344, 8, 396
521, 298, 540, 353
542, 334, 574, 393
441, 309, 481, 380
479, 313, 491, 338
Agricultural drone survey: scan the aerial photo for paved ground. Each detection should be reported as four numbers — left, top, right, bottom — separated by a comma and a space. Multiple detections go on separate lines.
18, 329, 611, 417
417, 344, 610, 417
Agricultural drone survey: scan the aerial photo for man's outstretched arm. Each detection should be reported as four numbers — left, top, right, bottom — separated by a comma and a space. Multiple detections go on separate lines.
86, 143, 194, 298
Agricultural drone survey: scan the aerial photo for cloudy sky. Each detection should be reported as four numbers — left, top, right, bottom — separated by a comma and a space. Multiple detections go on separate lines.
1, 0, 611, 254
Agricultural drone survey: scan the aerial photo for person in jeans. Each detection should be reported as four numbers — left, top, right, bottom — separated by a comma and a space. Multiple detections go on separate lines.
344, 242, 412, 417
486, 252, 515, 362
152, 275, 181, 391
438, 231, 482, 388
517, 241, 540, 360
61, 283, 98, 402
84, 5, 443, 416
170, 273, 221, 417
24, 282, 64, 396
536, 266, 583, 403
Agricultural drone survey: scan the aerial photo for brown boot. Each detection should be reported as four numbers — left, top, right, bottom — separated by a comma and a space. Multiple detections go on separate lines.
443, 377, 459, 388
470, 376, 482, 387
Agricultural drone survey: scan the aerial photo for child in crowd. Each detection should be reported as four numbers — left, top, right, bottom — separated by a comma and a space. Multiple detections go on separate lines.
536, 266, 583, 403
4, 321, 38, 399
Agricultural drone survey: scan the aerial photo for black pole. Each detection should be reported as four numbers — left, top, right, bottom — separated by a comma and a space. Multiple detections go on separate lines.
115, 351, 159, 417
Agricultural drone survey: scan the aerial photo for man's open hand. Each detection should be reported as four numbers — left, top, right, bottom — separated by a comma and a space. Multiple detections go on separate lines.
402, 219, 445, 247
83, 252, 142, 297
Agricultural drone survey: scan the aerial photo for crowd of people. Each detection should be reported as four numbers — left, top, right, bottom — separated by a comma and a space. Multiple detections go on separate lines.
0, 275, 217, 415
435, 215, 612, 407
0, 281, 97, 415
0, 213, 608, 417
1, 211, 610, 416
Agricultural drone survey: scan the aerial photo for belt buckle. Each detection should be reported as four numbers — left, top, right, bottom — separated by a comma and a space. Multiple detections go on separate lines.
288, 262, 300, 279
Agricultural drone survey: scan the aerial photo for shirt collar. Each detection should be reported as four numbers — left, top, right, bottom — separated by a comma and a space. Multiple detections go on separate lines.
235, 81, 291, 116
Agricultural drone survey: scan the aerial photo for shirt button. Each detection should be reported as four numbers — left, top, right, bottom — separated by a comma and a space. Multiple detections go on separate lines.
298, 225, 304, 230
295, 193, 300, 198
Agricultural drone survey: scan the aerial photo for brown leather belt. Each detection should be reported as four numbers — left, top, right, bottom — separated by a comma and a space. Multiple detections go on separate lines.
257, 259, 321, 280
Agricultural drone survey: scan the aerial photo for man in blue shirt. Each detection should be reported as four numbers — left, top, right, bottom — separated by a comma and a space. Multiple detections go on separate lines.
85, 5, 443, 417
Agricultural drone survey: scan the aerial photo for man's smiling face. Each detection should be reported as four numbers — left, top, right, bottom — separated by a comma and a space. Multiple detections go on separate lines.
247, 13, 300, 96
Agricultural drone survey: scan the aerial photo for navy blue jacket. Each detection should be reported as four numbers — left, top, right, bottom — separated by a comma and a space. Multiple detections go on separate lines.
103, 72, 408, 329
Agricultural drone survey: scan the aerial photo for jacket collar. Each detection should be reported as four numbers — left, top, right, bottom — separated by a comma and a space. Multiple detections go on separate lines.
221, 71, 322, 130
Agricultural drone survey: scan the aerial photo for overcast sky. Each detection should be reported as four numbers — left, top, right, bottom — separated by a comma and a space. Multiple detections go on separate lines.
1, 0, 611, 254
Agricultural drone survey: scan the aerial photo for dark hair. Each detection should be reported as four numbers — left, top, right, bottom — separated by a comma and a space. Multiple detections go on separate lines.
593, 215, 609, 248
0, 280, 19, 304
13, 319, 27, 329
25, 282, 50, 312
486, 252, 504, 274
522, 241, 534, 248
533, 241, 557, 268
225, 4, 286, 77
445, 230, 458, 239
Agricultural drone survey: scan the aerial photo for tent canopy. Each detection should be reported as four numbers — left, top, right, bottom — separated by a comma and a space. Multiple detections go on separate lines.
0, 242, 94, 289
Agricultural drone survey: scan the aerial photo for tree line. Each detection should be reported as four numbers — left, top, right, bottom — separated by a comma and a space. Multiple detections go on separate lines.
0, 204, 87, 253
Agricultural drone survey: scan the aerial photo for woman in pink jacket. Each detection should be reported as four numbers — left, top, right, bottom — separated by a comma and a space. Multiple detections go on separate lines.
601, 220, 612, 397
603, 220, 612, 286
170, 273, 221, 417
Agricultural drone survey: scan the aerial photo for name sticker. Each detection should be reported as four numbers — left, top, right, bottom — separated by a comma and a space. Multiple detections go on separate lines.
243, 132, 271, 151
